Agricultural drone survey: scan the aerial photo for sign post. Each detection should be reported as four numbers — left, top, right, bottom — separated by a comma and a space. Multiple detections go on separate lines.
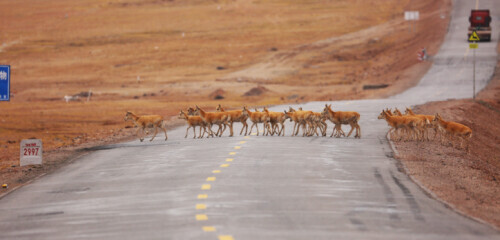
20, 139, 43, 167
404, 11, 420, 32
469, 31, 480, 100
0, 65, 10, 101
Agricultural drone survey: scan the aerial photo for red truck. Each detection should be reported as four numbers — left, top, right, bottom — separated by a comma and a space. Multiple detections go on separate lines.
468, 9, 492, 42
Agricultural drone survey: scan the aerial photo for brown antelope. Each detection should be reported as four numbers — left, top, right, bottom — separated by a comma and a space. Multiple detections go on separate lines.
284, 110, 297, 135
432, 113, 472, 150
322, 104, 361, 138
263, 107, 286, 136
178, 110, 208, 139
288, 107, 300, 135
287, 107, 321, 137
241, 106, 272, 136
405, 107, 437, 140
216, 104, 249, 136
195, 106, 230, 137
307, 112, 327, 137
383, 108, 401, 139
124, 111, 168, 142
378, 109, 423, 141
289, 108, 314, 137
394, 108, 428, 140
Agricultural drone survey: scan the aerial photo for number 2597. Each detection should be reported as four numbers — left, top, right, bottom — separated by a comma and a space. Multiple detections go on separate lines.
24, 147, 39, 156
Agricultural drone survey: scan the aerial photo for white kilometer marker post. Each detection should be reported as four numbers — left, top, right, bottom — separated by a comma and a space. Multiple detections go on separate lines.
20, 139, 43, 166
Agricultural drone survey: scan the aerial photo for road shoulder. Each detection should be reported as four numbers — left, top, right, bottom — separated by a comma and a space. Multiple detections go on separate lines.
393, 44, 500, 229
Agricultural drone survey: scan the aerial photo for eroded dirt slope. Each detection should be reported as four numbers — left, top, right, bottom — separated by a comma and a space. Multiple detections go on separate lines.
394, 50, 500, 228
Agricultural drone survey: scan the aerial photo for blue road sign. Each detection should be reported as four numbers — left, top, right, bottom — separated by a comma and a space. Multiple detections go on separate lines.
0, 65, 10, 101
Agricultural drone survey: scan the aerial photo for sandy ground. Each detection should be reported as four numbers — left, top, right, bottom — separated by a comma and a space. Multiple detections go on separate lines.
0, 0, 451, 196
393, 44, 500, 228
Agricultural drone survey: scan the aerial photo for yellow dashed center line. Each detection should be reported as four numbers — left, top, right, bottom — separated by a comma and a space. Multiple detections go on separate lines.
206, 177, 216, 182
196, 214, 208, 221
196, 138, 247, 239
219, 235, 234, 240
203, 226, 216, 232
250, 133, 257, 136
196, 204, 207, 210
197, 194, 208, 199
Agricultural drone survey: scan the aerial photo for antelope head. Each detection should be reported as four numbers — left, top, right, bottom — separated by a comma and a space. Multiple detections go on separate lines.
284, 110, 294, 122
124, 111, 133, 121
377, 110, 387, 120
404, 107, 411, 115
194, 105, 202, 115
241, 106, 250, 117
178, 110, 187, 119
321, 109, 328, 118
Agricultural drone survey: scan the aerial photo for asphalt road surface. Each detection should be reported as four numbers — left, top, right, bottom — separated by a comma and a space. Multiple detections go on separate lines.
1, 0, 499, 239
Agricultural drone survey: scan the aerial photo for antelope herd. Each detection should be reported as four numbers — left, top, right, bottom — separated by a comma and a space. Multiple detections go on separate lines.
378, 107, 472, 151
124, 104, 472, 152
189, 104, 361, 138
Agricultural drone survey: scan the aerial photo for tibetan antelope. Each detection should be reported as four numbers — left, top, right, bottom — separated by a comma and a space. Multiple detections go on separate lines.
288, 108, 314, 137
432, 113, 472, 150
242, 106, 272, 136
394, 107, 428, 140
178, 110, 208, 139
405, 107, 437, 140
216, 104, 249, 136
308, 112, 327, 137
322, 104, 361, 138
378, 109, 424, 141
195, 106, 230, 137
263, 107, 286, 136
124, 111, 168, 142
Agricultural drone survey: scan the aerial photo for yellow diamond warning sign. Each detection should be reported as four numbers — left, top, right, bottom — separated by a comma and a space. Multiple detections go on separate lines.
469, 31, 480, 42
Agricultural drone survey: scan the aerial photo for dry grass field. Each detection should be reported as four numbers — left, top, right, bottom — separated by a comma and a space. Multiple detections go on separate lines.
0, 0, 450, 188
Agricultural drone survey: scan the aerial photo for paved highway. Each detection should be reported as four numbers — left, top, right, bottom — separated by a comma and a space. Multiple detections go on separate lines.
1, 0, 499, 239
